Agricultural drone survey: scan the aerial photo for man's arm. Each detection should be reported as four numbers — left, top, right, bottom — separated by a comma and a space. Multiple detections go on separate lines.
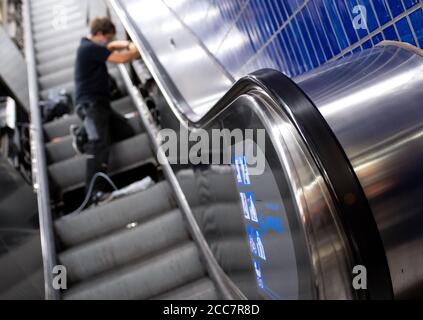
107, 40, 131, 52
107, 43, 140, 64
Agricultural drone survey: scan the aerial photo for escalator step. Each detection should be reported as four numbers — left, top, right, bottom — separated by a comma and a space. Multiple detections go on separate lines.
40, 80, 74, 100
34, 25, 87, 44
34, 12, 84, 34
59, 209, 189, 283
54, 181, 176, 247
38, 64, 120, 90
52, 119, 141, 164
31, 8, 80, 22
40, 78, 125, 100
45, 135, 73, 164
48, 133, 155, 193
152, 278, 218, 300
0, 234, 43, 291
31, 2, 82, 22
35, 30, 85, 55
63, 242, 205, 300
37, 54, 76, 77
31, 0, 80, 12
34, 18, 87, 34
43, 96, 134, 137
43, 114, 80, 141
0, 269, 44, 300
39, 66, 74, 90
32, 5, 80, 24
36, 42, 79, 65
45, 117, 143, 164
43, 96, 135, 141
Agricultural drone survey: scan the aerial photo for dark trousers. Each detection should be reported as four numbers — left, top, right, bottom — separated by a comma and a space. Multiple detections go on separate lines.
76, 98, 134, 193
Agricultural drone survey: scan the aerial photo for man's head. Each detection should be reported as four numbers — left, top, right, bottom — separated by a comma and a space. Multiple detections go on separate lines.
90, 17, 116, 44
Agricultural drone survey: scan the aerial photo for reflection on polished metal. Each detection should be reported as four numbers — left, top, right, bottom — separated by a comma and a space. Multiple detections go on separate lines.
110, 0, 233, 123
208, 92, 357, 298
296, 45, 423, 299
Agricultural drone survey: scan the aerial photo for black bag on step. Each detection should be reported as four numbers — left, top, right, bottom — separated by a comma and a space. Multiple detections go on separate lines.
40, 89, 73, 123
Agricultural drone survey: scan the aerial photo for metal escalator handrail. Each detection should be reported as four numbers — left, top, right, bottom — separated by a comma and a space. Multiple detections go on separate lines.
22, 0, 60, 300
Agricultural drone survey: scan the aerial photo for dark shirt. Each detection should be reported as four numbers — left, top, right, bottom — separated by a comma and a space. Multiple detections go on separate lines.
75, 37, 112, 105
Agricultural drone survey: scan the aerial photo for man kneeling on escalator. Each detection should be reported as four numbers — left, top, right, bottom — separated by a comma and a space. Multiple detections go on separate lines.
71, 17, 140, 205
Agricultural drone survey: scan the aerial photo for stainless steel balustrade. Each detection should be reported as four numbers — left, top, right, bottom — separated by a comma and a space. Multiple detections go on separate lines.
296, 45, 423, 299
110, 0, 423, 299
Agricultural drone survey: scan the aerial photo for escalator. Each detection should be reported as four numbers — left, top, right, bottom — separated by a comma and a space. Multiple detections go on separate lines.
25, 0, 221, 300
23, 0, 423, 301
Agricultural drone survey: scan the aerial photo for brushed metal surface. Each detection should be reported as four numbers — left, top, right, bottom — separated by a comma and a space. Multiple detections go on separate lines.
296, 45, 423, 299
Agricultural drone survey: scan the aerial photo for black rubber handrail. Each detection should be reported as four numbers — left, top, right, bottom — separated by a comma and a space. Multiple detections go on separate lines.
247, 69, 394, 299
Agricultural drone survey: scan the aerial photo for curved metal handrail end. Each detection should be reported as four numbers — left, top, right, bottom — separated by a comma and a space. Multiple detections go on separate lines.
246, 69, 394, 299
165, 64, 395, 299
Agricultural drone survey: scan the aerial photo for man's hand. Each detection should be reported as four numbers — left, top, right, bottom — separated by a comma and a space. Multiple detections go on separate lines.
128, 43, 141, 59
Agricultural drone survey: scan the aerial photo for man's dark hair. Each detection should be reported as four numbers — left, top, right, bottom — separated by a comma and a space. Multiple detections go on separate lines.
90, 17, 116, 36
